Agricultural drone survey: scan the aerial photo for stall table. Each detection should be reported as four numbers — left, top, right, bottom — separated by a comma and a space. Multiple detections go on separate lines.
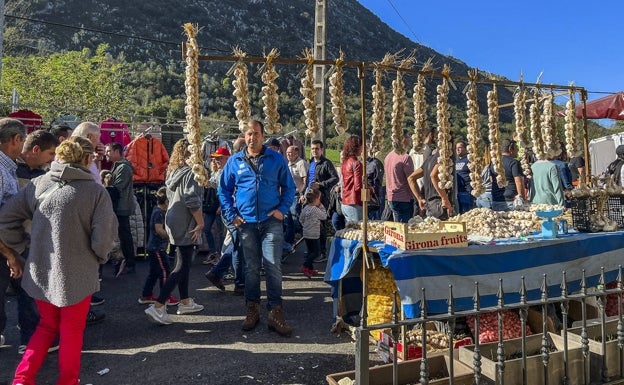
324, 231, 624, 319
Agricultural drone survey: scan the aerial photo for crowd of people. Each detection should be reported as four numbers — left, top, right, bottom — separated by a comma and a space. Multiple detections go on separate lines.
0, 114, 600, 383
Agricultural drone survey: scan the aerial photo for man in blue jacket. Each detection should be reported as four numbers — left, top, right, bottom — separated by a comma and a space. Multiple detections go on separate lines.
218, 119, 296, 337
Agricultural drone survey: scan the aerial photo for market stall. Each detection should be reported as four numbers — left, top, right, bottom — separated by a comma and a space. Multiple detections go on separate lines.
325, 230, 624, 319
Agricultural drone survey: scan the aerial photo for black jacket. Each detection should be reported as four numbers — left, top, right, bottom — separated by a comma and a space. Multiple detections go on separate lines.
309, 155, 339, 209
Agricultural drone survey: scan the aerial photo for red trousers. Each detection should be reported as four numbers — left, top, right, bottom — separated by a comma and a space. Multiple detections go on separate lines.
13, 295, 91, 385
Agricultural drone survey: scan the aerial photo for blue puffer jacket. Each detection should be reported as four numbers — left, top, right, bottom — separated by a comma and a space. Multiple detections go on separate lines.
218, 146, 295, 224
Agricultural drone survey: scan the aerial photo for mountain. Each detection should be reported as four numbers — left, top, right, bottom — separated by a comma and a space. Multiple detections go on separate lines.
7, 0, 518, 121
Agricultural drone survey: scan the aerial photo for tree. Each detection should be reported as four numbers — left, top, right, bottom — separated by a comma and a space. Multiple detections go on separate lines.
1, 44, 132, 121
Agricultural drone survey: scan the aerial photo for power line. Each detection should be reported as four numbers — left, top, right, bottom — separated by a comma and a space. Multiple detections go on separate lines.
5, 13, 230, 54
385, 0, 421, 44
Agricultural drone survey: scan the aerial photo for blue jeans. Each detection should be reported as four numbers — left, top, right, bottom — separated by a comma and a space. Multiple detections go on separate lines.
341, 204, 363, 223
141, 249, 171, 298
476, 192, 492, 209
238, 217, 284, 310
210, 219, 244, 288
388, 200, 414, 223
492, 200, 513, 212
457, 191, 475, 214
202, 212, 218, 253
156, 244, 194, 304
368, 188, 385, 220
332, 212, 345, 231
283, 198, 301, 245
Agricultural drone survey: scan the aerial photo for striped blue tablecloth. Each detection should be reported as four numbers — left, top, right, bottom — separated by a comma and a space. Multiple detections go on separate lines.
325, 231, 624, 318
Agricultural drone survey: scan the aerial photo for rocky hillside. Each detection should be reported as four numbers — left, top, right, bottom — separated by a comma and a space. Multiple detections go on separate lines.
7, 0, 516, 120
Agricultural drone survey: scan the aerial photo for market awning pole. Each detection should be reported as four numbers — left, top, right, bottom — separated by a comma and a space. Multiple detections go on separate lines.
355, 62, 370, 385
581, 90, 590, 182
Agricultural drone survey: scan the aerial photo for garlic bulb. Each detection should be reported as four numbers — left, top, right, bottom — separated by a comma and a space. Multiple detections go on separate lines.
329, 50, 347, 135
436, 64, 453, 190
488, 84, 506, 188
300, 48, 319, 138
465, 70, 484, 198
261, 48, 282, 135
182, 23, 208, 186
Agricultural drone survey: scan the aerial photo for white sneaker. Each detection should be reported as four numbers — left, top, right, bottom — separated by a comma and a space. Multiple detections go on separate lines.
176, 298, 204, 315
145, 304, 173, 325
0, 334, 4, 345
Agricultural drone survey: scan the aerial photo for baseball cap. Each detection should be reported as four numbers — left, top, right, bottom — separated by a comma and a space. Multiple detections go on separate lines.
210, 147, 231, 158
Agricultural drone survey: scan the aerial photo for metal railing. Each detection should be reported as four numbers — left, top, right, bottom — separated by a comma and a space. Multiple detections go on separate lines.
352, 267, 624, 385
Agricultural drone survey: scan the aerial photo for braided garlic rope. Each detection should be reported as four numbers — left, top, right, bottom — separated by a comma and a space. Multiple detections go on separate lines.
230, 48, 251, 132
391, 56, 414, 154
541, 91, 560, 159
513, 86, 532, 178
370, 54, 392, 158
412, 59, 433, 153
329, 50, 347, 135
529, 87, 546, 160
436, 65, 453, 190
299, 48, 319, 138
261, 48, 282, 135
488, 84, 506, 188
565, 89, 581, 157
183, 23, 208, 186
465, 70, 484, 197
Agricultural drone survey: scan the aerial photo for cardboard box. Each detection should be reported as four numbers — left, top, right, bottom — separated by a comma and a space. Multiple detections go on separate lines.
568, 319, 622, 381
458, 332, 584, 385
567, 299, 600, 327
326, 353, 474, 385
384, 221, 468, 251
377, 330, 472, 362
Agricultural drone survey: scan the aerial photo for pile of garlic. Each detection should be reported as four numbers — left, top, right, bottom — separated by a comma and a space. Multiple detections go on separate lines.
261, 48, 282, 135
452, 208, 540, 239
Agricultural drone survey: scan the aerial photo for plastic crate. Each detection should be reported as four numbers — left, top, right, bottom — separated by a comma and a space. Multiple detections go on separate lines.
570, 196, 624, 232
605, 195, 624, 227
570, 197, 597, 232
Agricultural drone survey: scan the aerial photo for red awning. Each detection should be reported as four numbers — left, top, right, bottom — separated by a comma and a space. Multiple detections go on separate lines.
576, 92, 624, 120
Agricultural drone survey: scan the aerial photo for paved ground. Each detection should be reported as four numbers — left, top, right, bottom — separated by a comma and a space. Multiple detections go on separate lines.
0, 248, 369, 385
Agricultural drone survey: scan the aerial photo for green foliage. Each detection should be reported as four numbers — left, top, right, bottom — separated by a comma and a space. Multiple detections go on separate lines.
1, 45, 133, 121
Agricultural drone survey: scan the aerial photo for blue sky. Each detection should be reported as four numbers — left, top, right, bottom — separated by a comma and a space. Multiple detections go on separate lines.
357, 0, 622, 107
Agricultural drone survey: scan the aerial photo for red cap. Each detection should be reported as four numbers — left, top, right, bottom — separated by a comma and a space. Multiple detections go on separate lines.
210, 147, 231, 158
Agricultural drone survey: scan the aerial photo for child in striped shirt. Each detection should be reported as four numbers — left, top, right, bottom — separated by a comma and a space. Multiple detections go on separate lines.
299, 189, 327, 278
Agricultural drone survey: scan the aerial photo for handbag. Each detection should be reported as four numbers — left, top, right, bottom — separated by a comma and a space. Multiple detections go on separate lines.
202, 186, 220, 214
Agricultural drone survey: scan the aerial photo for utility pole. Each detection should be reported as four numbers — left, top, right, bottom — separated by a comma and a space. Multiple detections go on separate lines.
313, 0, 327, 142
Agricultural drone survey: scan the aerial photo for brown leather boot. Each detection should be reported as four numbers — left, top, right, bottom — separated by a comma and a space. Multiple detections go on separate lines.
241, 301, 260, 331
268, 305, 292, 337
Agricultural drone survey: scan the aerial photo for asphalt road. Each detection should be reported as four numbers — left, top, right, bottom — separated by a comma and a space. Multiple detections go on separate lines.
0, 248, 367, 385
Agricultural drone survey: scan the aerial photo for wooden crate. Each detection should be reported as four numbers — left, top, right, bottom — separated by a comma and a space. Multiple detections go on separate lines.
568, 319, 622, 382
326, 353, 473, 385
458, 332, 584, 385
383, 221, 467, 251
